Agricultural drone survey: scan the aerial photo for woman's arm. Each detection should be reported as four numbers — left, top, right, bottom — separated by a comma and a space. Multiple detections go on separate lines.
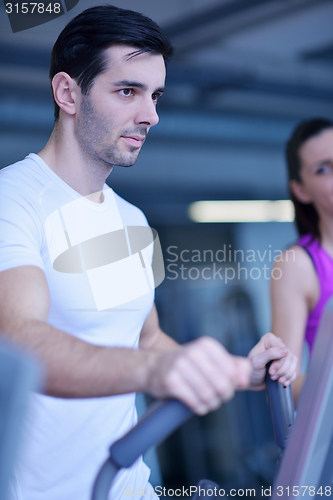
270, 245, 319, 404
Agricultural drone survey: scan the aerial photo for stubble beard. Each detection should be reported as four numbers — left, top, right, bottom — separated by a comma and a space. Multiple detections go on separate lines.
75, 94, 145, 168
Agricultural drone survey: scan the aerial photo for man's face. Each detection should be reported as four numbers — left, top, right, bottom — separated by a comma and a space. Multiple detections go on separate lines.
74, 45, 166, 167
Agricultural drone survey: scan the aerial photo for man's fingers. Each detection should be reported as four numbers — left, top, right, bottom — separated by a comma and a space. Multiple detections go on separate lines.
150, 336, 252, 415
262, 332, 285, 349
269, 354, 290, 376
162, 367, 211, 414
169, 352, 224, 413
251, 346, 288, 371
272, 355, 298, 386
193, 337, 252, 389
234, 357, 253, 389
268, 351, 298, 386
249, 332, 285, 359
174, 339, 238, 413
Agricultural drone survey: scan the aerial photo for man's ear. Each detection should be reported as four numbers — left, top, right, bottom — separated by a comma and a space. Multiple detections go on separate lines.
290, 179, 313, 204
52, 72, 80, 117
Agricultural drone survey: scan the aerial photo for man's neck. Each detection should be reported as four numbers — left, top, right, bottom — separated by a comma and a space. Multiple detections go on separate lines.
38, 123, 114, 204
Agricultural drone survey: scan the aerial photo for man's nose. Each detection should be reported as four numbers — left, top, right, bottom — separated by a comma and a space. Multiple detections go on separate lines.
134, 97, 159, 128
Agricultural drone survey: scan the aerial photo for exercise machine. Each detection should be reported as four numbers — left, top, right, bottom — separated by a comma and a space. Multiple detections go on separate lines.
92, 369, 294, 499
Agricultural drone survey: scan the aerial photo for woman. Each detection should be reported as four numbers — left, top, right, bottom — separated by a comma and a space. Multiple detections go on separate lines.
271, 118, 333, 403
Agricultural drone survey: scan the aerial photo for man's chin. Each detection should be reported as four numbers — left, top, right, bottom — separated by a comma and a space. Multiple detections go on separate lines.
114, 163, 136, 168
114, 152, 141, 168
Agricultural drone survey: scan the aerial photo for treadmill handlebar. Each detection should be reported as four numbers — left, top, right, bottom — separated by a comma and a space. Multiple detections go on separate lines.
92, 365, 294, 500
92, 399, 192, 500
265, 361, 295, 450
109, 398, 192, 468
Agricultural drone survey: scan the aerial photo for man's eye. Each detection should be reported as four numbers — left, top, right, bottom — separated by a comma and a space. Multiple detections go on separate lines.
316, 164, 330, 175
120, 89, 132, 96
152, 93, 161, 103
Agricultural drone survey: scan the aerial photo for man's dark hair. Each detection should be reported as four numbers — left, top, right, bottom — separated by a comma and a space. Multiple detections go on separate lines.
286, 117, 333, 240
49, 4, 174, 120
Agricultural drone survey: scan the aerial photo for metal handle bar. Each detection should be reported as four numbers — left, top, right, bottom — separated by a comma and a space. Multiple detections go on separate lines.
92, 365, 294, 500
265, 361, 295, 450
92, 398, 192, 500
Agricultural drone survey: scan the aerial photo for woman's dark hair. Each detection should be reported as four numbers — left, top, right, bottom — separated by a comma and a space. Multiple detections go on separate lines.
49, 4, 174, 120
286, 117, 333, 240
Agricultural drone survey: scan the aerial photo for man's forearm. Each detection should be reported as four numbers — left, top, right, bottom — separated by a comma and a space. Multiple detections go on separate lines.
140, 328, 180, 351
5, 318, 156, 398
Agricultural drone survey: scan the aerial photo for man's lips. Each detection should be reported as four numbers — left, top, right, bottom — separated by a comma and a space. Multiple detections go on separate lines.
121, 136, 145, 147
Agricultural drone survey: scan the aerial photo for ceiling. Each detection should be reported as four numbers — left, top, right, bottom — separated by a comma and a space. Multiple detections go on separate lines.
0, 0, 332, 224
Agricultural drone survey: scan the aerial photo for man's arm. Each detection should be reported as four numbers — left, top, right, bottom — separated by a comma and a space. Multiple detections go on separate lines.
140, 306, 251, 414
0, 265, 251, 414
139, 302, 179, 351
139, 299, 298, 408
0, 265, 161, 399
0, 265, 297, 415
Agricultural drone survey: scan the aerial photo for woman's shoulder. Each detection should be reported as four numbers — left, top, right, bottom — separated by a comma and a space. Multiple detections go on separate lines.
271, 243, 319, 310
274, 243, 318, 294
274, 242, 315, 272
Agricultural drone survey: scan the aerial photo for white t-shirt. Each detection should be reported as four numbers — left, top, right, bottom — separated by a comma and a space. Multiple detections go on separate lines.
0, 153, 155, 500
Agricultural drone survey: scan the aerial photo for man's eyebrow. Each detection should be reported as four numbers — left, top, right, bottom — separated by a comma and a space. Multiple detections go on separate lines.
112, 80, 165, 94
313, 158, 332, 167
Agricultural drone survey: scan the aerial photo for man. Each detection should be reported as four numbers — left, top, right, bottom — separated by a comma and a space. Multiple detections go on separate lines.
0, 5, 297, 500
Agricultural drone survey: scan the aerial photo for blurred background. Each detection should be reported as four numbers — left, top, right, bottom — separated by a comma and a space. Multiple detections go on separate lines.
1, 0, 333, 497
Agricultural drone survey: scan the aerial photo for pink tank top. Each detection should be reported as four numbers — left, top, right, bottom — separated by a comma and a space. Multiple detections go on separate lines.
298, 234, 333, 354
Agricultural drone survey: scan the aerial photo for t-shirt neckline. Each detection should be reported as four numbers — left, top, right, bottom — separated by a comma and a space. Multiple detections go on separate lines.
28, 153, 112, 212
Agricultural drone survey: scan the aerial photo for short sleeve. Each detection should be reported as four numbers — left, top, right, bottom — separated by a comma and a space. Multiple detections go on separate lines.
0, 182, 45, 273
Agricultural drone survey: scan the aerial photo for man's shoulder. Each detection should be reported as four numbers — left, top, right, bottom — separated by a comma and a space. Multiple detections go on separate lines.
0, 154, 50, 198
